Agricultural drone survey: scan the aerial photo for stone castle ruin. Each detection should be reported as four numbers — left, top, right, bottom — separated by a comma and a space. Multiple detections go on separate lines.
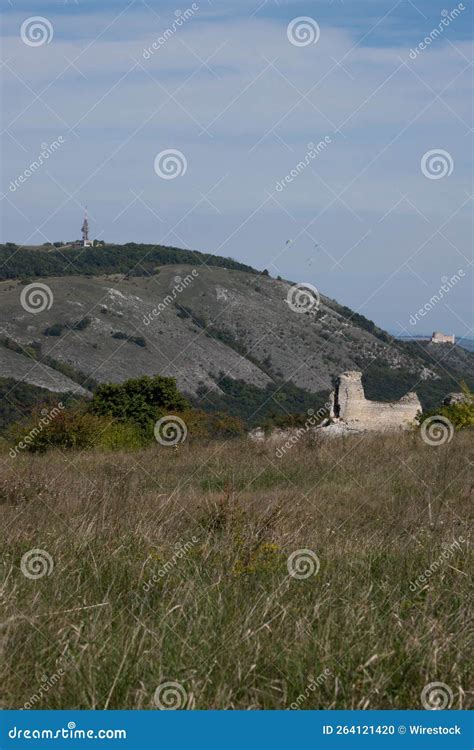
328, 371, 421, 432
249, 370, 422, 444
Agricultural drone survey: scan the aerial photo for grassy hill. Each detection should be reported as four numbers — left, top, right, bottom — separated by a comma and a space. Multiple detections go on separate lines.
1, 246, 472, 431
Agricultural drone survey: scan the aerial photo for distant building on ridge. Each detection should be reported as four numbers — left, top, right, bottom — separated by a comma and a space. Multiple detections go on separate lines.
81, 207, 93, 247
431, 331, 455, 345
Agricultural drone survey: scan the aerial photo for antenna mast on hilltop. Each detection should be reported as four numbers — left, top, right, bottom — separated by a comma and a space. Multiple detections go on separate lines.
81, 207, 92, 247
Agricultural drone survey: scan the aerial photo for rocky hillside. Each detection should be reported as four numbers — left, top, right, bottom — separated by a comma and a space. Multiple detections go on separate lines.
1, 253, 472, 419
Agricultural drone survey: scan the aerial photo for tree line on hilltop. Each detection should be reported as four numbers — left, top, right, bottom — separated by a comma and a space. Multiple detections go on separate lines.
0, 243, 257, 282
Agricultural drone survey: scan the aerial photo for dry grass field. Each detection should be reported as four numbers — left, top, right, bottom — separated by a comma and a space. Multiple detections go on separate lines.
1, 431, 472, 710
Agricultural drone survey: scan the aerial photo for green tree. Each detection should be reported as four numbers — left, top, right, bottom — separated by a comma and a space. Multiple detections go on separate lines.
89, 375, 189, 432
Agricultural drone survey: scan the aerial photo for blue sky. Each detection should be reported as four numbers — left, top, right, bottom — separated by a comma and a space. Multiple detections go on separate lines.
1, 0, 472, 335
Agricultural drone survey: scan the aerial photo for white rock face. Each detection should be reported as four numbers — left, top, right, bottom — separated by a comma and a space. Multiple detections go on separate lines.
315, 422, 364, 438
248, 427, 266, 443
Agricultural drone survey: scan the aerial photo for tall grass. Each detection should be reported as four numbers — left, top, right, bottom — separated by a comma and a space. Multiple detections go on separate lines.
0, 431, 472, 709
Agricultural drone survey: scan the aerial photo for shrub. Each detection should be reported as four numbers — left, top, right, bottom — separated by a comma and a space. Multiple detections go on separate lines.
94, 421, 146, 450
418, 382, 474, 430
9, 409, 105, 452
180, 409, 245, 441
233, 542, 283, 576
89, 375, 189, 433
110, 332, 146, 347
129, 336, 146, 348
2, 337, 39, 361
43, 323, 64, 337
8, 408, 146, 453
71, 317, 91, 331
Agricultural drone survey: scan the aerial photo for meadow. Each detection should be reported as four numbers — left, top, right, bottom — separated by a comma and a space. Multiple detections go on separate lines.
1, 431, 472, 710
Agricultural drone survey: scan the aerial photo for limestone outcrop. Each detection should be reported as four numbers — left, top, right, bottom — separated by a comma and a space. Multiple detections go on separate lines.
443, 392, 468, 406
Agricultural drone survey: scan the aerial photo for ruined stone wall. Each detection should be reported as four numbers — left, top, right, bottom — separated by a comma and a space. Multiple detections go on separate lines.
329, 371, 421, 431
